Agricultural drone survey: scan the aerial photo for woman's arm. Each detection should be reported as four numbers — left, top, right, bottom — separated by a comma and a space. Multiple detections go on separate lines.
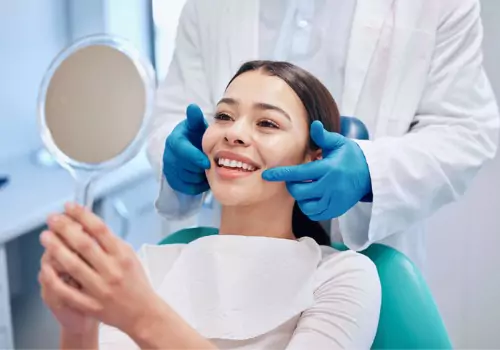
125, 294, 217, 350
60, 329, 98, 350
286, 251, 381, 349
41, 203, 218, 350
98, 298, 218, 350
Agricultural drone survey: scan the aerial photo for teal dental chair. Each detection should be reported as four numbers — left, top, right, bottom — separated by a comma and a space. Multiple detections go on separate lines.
158, 117, 452, 349
159, 227, 452, 349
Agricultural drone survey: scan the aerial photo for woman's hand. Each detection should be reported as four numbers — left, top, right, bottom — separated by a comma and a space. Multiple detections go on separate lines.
39, 203, 160, 337
39, 251, 99, 336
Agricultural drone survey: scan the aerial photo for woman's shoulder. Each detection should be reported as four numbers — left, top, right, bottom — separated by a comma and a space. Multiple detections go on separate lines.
313, 244, 380, 290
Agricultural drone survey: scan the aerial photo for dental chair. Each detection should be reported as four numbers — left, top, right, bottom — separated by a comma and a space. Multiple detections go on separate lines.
158, 117, 452, 349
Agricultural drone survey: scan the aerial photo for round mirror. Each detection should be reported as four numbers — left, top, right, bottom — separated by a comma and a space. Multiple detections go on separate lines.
38, 35, 156, 208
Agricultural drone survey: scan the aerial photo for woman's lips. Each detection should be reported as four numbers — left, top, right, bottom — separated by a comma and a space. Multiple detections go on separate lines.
215, 165, 257, 180
213, 150, 261, 170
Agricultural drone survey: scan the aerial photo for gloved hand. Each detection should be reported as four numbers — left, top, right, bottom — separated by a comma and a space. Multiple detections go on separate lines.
163, 104, 211, 195
262, 121, 372, 221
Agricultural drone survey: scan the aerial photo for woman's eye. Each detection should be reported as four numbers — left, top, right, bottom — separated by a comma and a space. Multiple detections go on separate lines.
214, 113, 232, 121
258, 120, 279, 129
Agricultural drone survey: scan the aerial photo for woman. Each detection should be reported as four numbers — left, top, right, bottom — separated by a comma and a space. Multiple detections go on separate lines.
39, 61, 381, 349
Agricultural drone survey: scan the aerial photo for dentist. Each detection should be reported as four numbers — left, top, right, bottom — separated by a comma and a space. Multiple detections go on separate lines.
147, 0, 499, 267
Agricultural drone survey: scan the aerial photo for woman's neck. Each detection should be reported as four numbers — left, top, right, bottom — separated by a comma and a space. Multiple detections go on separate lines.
219, 196, 295, 240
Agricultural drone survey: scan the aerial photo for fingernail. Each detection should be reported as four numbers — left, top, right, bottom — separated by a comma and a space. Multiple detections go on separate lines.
40, 231, 51, 244
65, 202, 76, 212
48, 214, 59, 224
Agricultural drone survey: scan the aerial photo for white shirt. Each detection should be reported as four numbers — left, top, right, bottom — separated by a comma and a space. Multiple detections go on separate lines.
98, 235, 381, 349
259, 0, 356, 102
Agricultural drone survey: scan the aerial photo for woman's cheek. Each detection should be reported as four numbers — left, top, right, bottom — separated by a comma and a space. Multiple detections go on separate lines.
260, 138, 307, 168
201, 126, 216, 155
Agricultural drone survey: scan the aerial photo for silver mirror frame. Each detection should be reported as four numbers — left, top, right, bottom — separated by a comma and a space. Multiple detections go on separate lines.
37, 34, 157, 175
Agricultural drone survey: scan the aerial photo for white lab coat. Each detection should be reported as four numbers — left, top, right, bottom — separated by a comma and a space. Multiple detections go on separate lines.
147, 0, 499, 267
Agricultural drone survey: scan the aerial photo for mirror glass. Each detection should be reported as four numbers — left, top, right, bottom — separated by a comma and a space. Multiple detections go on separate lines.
38, 35, 156, 207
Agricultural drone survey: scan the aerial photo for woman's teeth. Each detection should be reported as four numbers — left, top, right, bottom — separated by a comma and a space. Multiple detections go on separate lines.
217, 158, 256, 171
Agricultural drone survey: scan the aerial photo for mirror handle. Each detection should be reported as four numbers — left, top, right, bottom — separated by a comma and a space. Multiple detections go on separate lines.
74, 177, 94, 209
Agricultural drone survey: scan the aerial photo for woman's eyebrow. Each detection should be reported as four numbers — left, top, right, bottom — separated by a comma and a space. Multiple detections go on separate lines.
216, 98, 291, 121
254, 103, 291, 121
217, 97, 238, 106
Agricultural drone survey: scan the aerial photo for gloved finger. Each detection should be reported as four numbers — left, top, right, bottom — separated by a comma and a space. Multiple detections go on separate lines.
298, 194, 331, 218
310, 121, 344, 151
175, 157, 210, 173
308, 195, 347, 221
167, 133, 210, 170
262, 161, 325, 182
182, 181, 210, 196
177, 168, 209, 185
309, 211, 331, 222
186, 104, 208, 133
286, 182, 323, 202
167, 171, 209, 195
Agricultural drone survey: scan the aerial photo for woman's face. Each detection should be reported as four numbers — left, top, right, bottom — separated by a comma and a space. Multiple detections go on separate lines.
202, 70, 318, 207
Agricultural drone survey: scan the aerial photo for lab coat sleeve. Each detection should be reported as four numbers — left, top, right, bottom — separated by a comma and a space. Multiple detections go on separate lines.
340, 0, 500, 250
146, 0, 211, 220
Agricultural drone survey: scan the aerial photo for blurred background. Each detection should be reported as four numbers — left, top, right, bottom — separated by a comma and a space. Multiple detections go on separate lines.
0, 0, 499, 348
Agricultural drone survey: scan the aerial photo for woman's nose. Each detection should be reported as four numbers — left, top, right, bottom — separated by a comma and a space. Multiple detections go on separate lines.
224, 121, 250, 146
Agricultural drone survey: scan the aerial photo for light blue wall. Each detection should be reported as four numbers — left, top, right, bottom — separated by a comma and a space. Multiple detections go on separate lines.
0, 0, 70, 162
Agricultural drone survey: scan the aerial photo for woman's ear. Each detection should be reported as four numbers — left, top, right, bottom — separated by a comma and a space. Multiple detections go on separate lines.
305, 149, 322, 162
313, 149, 323, 161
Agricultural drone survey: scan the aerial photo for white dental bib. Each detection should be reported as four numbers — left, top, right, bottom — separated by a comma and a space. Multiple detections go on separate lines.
155, 235, 321, 340
98, 235, 380, 349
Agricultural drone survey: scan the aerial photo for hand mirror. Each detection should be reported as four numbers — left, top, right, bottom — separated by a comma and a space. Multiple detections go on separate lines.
38, 35, 156, 208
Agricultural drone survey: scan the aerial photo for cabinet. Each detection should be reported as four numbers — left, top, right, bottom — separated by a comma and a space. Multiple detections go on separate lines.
0, 246, 13, 349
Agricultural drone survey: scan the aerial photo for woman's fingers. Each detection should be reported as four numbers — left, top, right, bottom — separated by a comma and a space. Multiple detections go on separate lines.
40, 230, 108, 300
39, 258, 101, 315
63, 203, 119, 255
46, 214, 115, 276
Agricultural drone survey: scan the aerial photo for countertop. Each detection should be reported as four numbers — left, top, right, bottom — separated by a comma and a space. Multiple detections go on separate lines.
0, 149, 155, 244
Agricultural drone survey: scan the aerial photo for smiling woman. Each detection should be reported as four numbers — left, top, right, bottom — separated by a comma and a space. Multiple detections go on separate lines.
203, 60, 340, 246
39, 61, 381, 350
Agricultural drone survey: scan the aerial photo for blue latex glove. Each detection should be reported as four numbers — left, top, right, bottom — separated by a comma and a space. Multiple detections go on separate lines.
262, 121, 373, 221
163, 104, 211, 195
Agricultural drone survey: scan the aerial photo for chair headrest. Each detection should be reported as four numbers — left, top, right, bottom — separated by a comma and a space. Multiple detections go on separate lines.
340, 116, 369, 140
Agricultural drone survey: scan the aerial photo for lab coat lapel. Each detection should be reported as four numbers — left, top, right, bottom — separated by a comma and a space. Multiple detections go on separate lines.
225, 0, 260, 76
341, 0, 396, 117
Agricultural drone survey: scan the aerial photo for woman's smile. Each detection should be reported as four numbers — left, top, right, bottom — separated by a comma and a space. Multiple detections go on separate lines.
213, 150, 261, 180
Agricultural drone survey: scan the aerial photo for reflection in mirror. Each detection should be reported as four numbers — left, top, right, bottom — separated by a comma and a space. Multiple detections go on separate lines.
38, 35, 156, 207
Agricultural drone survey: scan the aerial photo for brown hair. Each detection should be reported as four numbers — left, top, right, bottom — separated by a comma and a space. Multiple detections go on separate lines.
226, 60, 341, 246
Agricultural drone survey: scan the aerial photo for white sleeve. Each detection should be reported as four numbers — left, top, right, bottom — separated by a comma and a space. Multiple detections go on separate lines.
155, 176, 206, 221
98, 323, 139, 350
286, 251, 381, 349
146, 0, 211, 220
339, 0, 500, 250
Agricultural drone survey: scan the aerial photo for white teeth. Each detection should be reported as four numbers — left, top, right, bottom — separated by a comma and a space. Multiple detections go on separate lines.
217, 157, 256, 171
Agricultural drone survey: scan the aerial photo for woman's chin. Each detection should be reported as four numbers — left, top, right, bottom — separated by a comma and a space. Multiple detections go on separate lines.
210, 185, 257, 207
